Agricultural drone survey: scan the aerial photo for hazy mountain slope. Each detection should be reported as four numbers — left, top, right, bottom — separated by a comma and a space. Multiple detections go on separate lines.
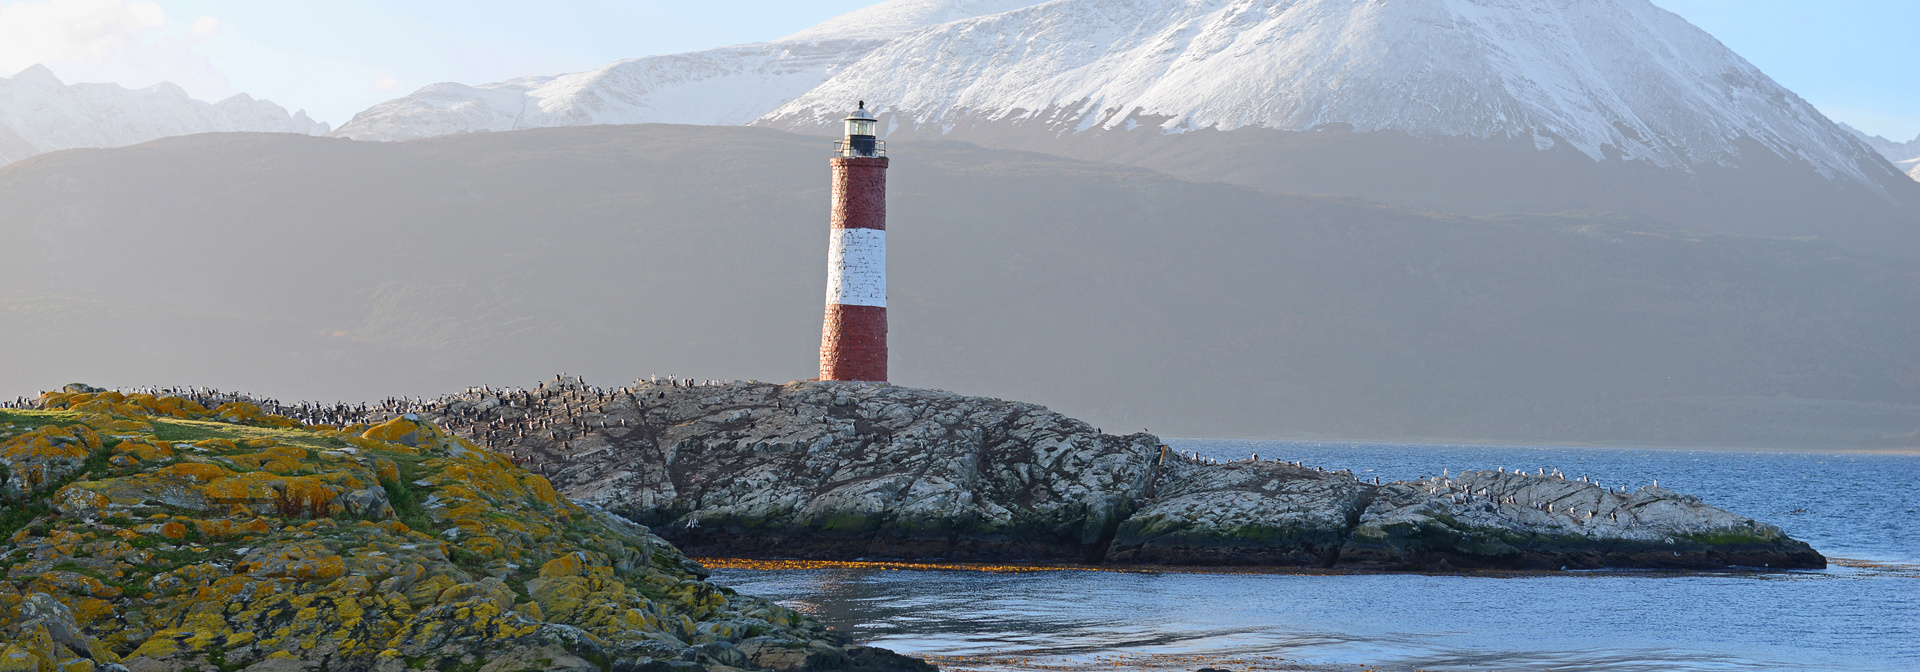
1, 126, 1914, 447
1843, 122, 1920, 182
1843, 123, 1920, 162
762, 0, 1920, 256
0, 64, 327, 165
330, 0, 1047, 141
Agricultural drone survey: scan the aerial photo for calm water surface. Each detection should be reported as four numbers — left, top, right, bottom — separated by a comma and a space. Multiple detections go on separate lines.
709, 441, 1920, 672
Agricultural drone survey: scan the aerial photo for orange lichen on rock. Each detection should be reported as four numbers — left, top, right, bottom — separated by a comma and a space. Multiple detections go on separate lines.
1, 424, 102, 498
1, 387, 846, 672
112, 439, 175, 462
227, 444, 309, 473
157, 522, 188, 540
162, 462, 233, 484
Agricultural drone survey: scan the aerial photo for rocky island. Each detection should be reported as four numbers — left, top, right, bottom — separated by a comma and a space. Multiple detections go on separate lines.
410, 378, 1823, 571
1, 378, 1824, 671
0, 386, 933, 672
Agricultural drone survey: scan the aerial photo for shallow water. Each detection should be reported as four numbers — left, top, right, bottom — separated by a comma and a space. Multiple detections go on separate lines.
707, 441, 1920, 672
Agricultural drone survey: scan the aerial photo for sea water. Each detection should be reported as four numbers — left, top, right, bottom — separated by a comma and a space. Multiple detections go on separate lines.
708, 441, 1920, 672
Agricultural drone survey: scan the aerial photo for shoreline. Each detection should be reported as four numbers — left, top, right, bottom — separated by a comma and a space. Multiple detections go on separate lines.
699, 557, 1901, 580
1166, 436, 1920, 457
913, 652, 1416, 672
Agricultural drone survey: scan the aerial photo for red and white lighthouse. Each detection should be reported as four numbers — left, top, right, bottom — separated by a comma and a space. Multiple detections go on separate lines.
819, 102, 889, 382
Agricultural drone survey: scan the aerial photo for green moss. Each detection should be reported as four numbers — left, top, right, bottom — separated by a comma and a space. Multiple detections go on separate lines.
0, 409, 79, 432
0, 499, 45, 541
448, 546, 488, 574
1681, 529, 1779, 546
816, 513, 874, 532
149, 418, 350, 455
203, 645, 245, 672
51, 561, 150, 598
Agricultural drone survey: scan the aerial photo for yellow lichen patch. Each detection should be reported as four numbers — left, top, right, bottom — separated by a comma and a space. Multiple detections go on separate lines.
0, 424, 100, 497
213, 402, 263, 424
191, 517, 272, 541
4, 390, 838, 671
1, 425, 98, 461
26, 572, 121, 599
112, 440, 174, 462
79, 415, 153, 434
227, 450, 306, 474
360, 417, 422, 446
202, 471, 287, 509
157, 522, 187, 540
538, 553, 589, 578
521, 473, 562, 508
66, 597, 116, 626
277, 477, 337, 518
369, 457, 401, 484
193, 438, 237, 452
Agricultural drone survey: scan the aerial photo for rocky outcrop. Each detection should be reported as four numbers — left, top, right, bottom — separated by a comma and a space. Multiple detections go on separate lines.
431, 379, 1161, 563
1336, 470, 1825, 570
1106, 459, 1371, 567
411, 378, 1823, 571
0, 385, 936, 672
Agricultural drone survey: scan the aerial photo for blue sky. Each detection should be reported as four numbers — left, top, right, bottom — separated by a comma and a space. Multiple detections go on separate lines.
0, 0, 1914, 140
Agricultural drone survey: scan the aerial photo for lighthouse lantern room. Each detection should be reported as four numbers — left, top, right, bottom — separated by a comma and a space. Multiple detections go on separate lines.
819, 102, 890, 381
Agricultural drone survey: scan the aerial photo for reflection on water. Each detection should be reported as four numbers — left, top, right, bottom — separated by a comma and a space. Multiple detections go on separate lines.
706, 444, 1920, 672
715, 562, 1919, 672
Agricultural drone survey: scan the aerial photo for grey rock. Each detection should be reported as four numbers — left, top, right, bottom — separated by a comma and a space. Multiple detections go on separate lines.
694, 642, 751, 668
338, 488, 396, 520
448, 380, 1161, 563
1109, 457, 1371, 566
1335, 470, 1825, 570
420, 379, 1823, 571
736, 636, 845, 671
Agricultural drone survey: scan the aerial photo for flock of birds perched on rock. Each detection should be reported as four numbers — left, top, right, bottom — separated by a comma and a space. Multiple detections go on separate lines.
3, 375, 737, 478
4, 377, 1663, 505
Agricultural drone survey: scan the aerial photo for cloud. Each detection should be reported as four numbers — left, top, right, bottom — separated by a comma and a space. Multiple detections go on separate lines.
369, 72, 398, 94
188, 15, 220, 41
0, 0, 229, 99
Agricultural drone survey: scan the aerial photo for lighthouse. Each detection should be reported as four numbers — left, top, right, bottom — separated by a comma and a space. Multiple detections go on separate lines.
819, 102, 889, 382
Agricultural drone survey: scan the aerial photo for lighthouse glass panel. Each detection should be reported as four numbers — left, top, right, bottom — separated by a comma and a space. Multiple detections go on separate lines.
847, 119, 876, 137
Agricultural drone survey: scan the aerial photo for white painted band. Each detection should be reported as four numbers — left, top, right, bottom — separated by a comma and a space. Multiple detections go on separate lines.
826, 228, 886, 307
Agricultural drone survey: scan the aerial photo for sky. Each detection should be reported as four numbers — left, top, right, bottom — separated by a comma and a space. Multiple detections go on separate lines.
0, 0, 1914, 140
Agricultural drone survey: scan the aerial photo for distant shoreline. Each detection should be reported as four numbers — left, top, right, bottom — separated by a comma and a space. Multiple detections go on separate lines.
1165, 436, 1920, 456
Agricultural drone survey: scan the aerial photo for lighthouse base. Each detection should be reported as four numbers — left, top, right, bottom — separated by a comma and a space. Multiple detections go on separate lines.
820, 304, 887, 381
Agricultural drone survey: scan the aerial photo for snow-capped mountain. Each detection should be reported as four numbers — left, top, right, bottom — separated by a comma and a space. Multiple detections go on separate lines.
330, 0, 1048, 141
0, 65, 327, 166
1841, 123, 1920, 182
780, 0, 1053, 41
766, 0, 1881, 185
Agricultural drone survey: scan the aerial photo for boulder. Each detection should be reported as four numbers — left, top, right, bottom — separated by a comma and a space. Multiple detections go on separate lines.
1, 425, 101, 499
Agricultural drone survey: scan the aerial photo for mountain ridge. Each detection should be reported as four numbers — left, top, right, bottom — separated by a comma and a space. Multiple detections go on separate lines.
766, 0, 1881, 184
1843, 122, 1920, 181
329, 0, 1048, 141
0, 64, 327, 166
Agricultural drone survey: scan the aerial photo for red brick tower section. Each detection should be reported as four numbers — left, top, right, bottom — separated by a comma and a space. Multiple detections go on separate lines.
820, 103, 889, 382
